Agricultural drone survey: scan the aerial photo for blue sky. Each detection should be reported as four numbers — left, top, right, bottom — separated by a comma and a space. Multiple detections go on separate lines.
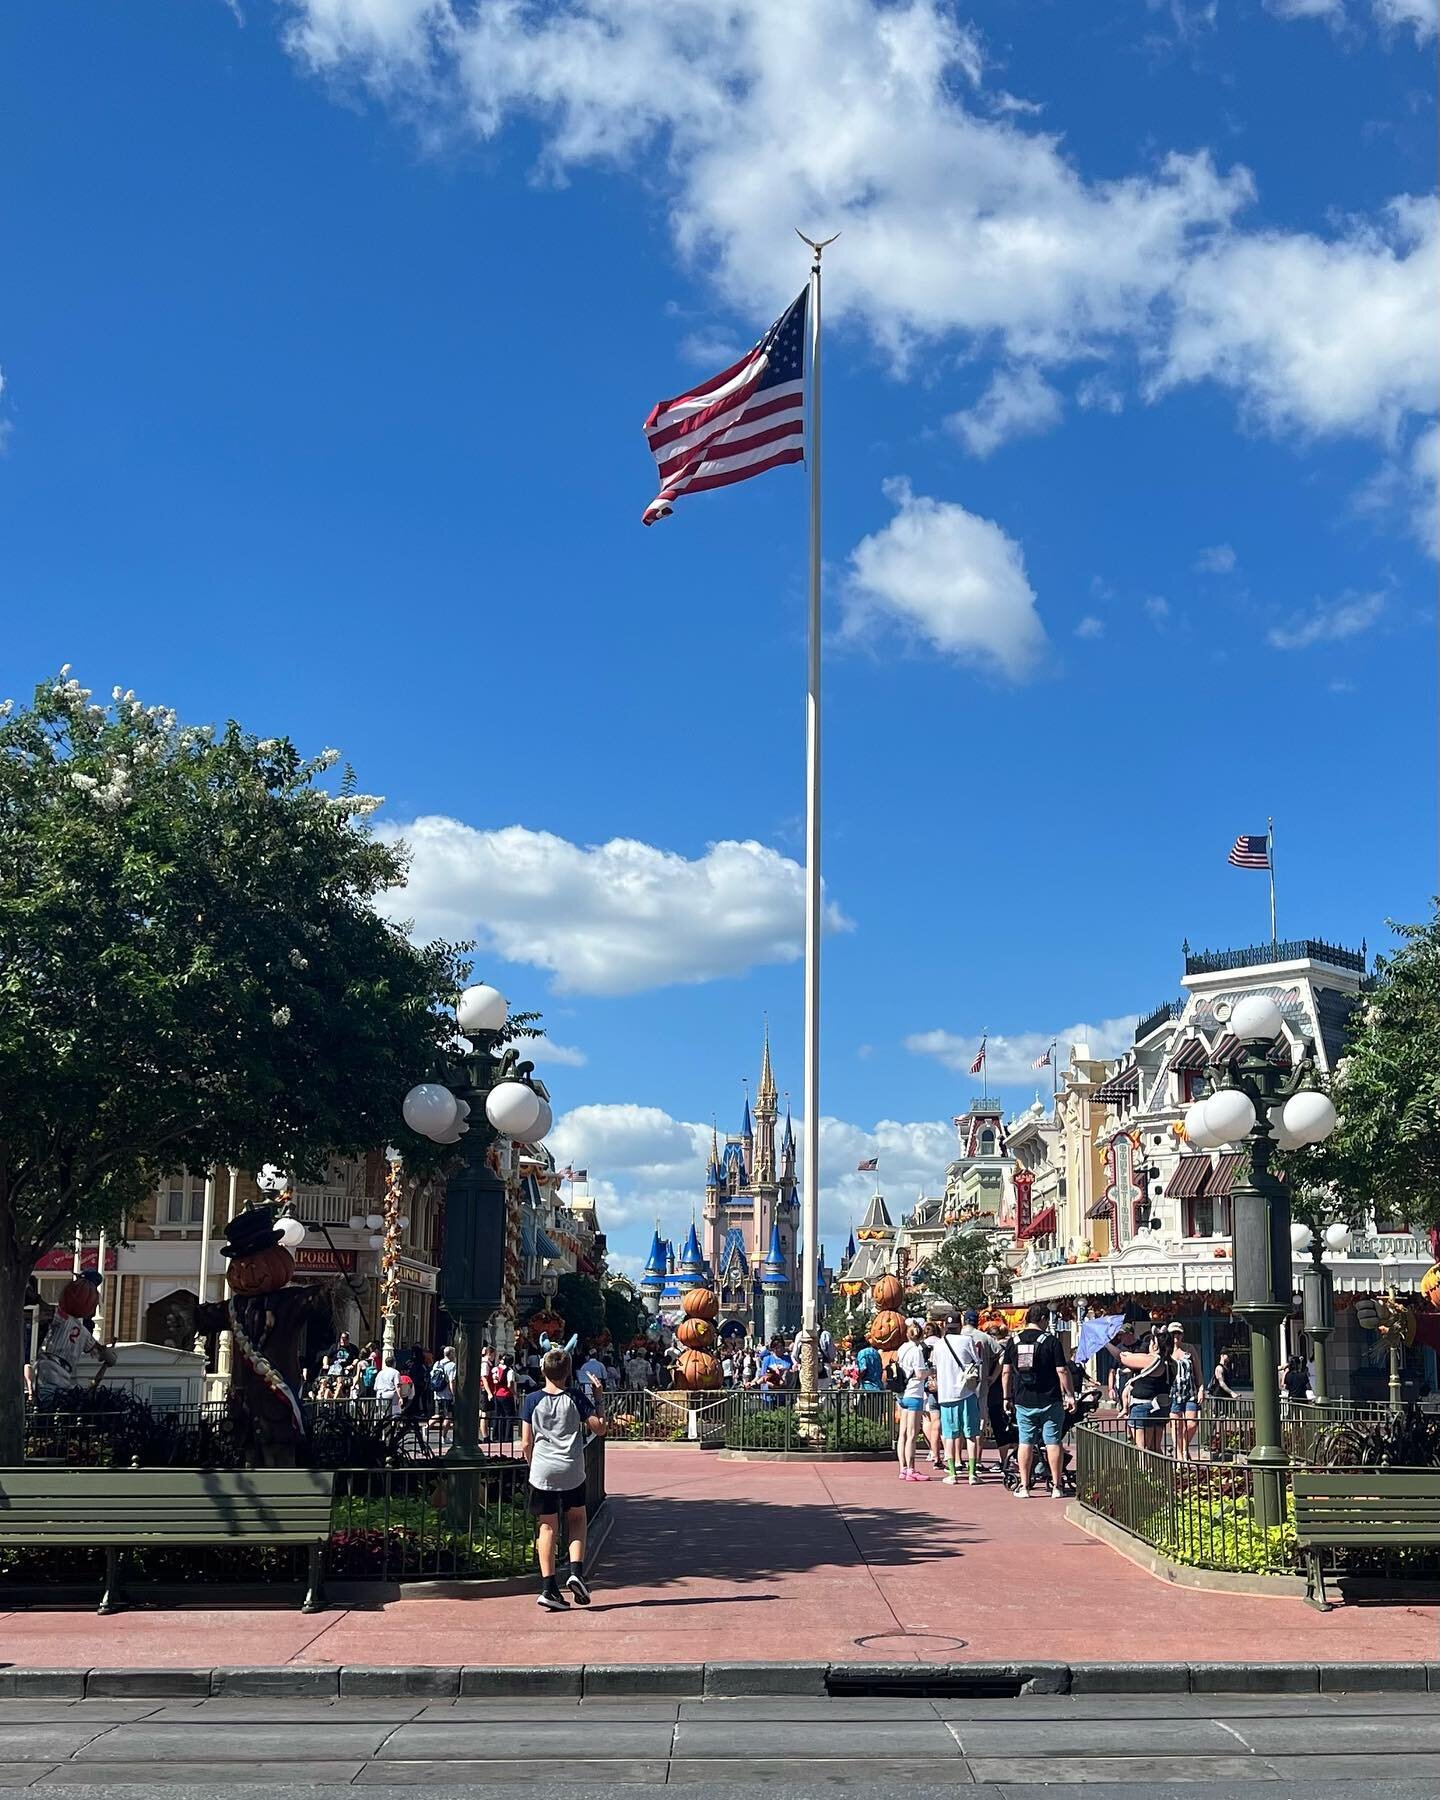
2, 1, 1434, 1275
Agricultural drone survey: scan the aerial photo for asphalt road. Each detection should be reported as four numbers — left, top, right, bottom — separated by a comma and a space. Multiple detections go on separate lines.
1, 1691, 1439, 1793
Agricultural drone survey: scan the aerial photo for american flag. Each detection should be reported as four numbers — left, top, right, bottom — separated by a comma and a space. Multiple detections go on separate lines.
970, 1040, 987, 1075
642, 290, 807, 525
857, 1157, 878, 1173
1228, 833, 1271, 870
1032, 1046, 1052, 1069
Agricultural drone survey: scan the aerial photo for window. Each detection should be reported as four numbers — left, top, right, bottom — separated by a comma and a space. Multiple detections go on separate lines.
159, 1174, 208, 1227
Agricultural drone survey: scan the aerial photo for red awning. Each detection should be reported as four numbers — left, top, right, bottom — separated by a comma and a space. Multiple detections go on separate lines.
1017, 1204, 1057, 1243
1205, 1152, 1246, 1197
1167, 1155, 1212, 1199
1086, 1195, 1115, 1221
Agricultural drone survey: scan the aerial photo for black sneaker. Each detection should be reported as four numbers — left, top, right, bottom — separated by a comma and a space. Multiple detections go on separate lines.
537, 1589, 568, 1612
565, 1573, 592, 1606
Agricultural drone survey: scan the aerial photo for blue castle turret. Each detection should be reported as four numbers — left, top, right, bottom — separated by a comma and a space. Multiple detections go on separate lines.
759, 1219, 788, 1342
679, 1220, 705, 1281
659, 1238, 687, 1309
640, 1228, 667, 1314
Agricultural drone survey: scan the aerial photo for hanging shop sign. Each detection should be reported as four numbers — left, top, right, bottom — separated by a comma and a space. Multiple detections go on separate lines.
394, 1258, 438, 1294
292, 1246, 357, 1275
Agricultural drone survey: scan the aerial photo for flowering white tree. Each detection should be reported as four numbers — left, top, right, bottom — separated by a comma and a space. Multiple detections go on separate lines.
0, 671, 468, 1459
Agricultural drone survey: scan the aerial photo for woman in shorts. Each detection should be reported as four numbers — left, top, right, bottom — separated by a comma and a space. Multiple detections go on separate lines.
894, 1321, 931, 1482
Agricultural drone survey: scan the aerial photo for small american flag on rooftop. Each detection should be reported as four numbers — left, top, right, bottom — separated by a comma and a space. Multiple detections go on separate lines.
642, 290, 807, 525
1228, 833, 1270, 870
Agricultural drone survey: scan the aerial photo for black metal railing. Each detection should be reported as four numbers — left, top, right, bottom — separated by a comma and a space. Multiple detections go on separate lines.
1135, 999, 1184, 1041
1184, 939, 1365, 976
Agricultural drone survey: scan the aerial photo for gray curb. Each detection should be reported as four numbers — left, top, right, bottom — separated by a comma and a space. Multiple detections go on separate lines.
0, 1660, 1436, 1698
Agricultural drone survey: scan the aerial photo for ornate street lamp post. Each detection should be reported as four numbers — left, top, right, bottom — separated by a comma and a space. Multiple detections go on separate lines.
1182, 994, 1338, 1528
1292, 1220, 1351, 1403
402, 985, 551, 1466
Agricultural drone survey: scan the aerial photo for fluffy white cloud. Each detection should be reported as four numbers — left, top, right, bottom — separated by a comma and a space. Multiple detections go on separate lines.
1195, 543, 1237, 574
376, 819, 850, 996
1409, 425, 1439, 554
905, 1016, 1140, 1085
529, 1035, 587, 1069
1372, 0, 1437, 38
1266, 591, 1385, 650
549, 1102, 711, 1183
1159, 198, 1438, 439
844, 479, 1047, 680
1074, 615, 1105, 639
947, 365, 1063, 457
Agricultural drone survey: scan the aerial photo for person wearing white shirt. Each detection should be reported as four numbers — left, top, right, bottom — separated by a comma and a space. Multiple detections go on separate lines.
929, 1308, 998, 1485
894, 1321, 931, 1482
373, 1355, 404, 1418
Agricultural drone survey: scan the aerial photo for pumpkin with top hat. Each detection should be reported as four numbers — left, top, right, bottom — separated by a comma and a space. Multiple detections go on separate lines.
221, 1205, 295, 1296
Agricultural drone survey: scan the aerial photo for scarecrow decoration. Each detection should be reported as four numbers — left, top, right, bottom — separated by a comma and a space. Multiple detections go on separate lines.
32, 1269, 117, 1396
194, 1205, 332, 1466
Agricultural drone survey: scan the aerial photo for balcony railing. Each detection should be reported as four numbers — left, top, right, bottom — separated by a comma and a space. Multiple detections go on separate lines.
1134, 999, 1184, 1041
1184, 939, 1365, 977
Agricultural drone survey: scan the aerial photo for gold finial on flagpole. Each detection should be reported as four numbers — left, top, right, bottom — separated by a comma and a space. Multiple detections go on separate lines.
796, 229, 840, 271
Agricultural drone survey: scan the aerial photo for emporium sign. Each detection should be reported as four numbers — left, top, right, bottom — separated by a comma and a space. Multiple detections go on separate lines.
395, 1259, 438, 1294
293, 1246, 357, 1274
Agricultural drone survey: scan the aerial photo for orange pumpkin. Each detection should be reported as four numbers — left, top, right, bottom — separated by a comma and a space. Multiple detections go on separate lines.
867, 1308, 906, 1351
871, 1273, 904, 1310
1420, 1264, 1440, 1309
680, 1286, 719, 1322
58, 1278, 100, 1320
672, 1347, 721, 1390
675, 1317, 715, 1351
527, 1309, 565, 1340
225, 1244, 295, 1296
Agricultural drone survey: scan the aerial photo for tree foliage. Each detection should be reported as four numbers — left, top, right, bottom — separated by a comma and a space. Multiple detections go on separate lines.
0, 671, 470, 1455
919, 1229, 1012, 1313
1288, 906, 1440, 1237
546, 1272, 606, 1345
603, 1283, 649, 1347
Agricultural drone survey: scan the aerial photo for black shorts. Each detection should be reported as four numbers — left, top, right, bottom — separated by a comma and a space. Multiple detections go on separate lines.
527, 1480, 588, 1519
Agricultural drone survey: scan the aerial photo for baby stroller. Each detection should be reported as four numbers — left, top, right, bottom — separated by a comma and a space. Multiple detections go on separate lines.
1001, 1366, 1103, 1493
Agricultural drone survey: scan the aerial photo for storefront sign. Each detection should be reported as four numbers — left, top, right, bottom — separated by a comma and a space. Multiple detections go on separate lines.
34, 1245, 118, 1272
395, 1259, 438, 1293
293, 1246, 357, 1274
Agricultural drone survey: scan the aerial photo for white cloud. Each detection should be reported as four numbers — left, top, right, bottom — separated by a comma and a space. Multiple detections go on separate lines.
549, 1102, 711, 1183
946, 365, 1063, 457
529, 1035, 588, 1069
1159, 198, 1438, 439
1267, 0, 1344, 20
281, 2, 1437, 472
376, 819, 850, 996
905, 1016, 1140, 1085
844, 478, 1047, 680
1076, 375, 1124, 414
1372, 0, 1437, 38
1074, 615, 1105, 639
1195, 543, 1237, 573
1266, 591, 1385, 650
1408, 425, 1439, 555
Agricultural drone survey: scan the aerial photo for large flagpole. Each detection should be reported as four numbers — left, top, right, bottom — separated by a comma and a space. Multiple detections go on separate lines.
1267, 816, 1277, 948
798, 229, 835, 1408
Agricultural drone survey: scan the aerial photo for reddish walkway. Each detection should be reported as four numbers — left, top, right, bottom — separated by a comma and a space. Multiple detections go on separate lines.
5, 1448, 1438, 1669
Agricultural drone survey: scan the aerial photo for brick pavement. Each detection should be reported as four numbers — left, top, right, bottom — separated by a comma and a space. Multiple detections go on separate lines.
2, 1448, 1437, 1669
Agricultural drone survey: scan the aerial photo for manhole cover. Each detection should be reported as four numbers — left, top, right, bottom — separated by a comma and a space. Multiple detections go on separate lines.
851, 1631, 969, 1656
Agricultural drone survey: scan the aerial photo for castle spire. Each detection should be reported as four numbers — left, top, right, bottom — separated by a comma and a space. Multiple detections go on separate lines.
758, 1020, 777, 1105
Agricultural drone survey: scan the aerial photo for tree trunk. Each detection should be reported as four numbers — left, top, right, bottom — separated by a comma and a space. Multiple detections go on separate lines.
0, 1254, 32, 1464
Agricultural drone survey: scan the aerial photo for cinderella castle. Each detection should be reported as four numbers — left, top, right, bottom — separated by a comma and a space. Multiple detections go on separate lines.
640, 1028, 809, 1341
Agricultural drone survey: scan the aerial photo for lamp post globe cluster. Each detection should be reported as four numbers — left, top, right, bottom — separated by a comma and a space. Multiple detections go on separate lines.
1289, 1219, 1352, 1404
400, 982, 551, 1464
1180, 990, 1340, 1526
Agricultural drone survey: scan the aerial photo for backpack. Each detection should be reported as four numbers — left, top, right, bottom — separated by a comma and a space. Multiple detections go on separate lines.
431, 1360, 452, 1396
359, 1363, 378, 1395
1014, 1329, 1052, 1376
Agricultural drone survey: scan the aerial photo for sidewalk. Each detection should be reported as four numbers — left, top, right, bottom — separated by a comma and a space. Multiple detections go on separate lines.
3, 1449, 1437, 1670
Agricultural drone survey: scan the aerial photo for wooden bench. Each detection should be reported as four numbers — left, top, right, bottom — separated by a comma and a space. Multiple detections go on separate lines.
0, 1467, 336, 1613
1292, 1469, 1440, 1610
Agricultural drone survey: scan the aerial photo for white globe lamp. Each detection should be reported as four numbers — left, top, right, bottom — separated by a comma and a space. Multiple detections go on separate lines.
1281, 1089, 1338, 1146
1202, 1088, 1258, 1145
1183, 1098, 1228, 1152
457, 984, 508, 1035
402, 1083, 459, 1140
1290, 1221, 1314, 1254
277, 1215, 307, 1250
1268, 1104, 1306, 1151
1324, 1222, 1353, 1254
485, 1080, 544, 1139
1231, 994, 1284, 1043
525, 1097, 553, 1143
347, 1214, 366, 1231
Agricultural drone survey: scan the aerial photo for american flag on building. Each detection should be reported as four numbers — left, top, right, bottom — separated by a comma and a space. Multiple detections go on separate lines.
970, 1040, 987, 1076
1032, 1046, 1052, 1069
856, 1157, 878, 1173
1228, 833, 1271, 870
641, 291, 807, 525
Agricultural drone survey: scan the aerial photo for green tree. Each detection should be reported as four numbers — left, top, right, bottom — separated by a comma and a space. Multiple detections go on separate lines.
543, 1271, 606, 1345
1288, 907, 1440, 1236
603, 1283, 648, 1347
920, 1230, 1011, 1314
0, 672, 469, 1458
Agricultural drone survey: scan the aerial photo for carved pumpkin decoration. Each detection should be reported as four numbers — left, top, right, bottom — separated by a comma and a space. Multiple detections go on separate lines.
672, 1347, 721, 1390
680, 1285, 719, 1322
871, 1273, 904, 1311
226, 1243, 295, 1296
58, 1277, 101, 1320
1420, 1264, 1440, 1310
527, 1309, 565, 1340
867, 1308, 906, 1351
675, 1317, 715, 1351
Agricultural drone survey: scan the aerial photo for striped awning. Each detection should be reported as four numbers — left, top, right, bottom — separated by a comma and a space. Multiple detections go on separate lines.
1017, 1203, 1057, 1243
1166, 1038, 1209, 1072
1206, 1153, 1245, 1197
1167, 1155, 1212, 1199
1094, 1067, 1140, 1104
1086, 1195, 1115, 1221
